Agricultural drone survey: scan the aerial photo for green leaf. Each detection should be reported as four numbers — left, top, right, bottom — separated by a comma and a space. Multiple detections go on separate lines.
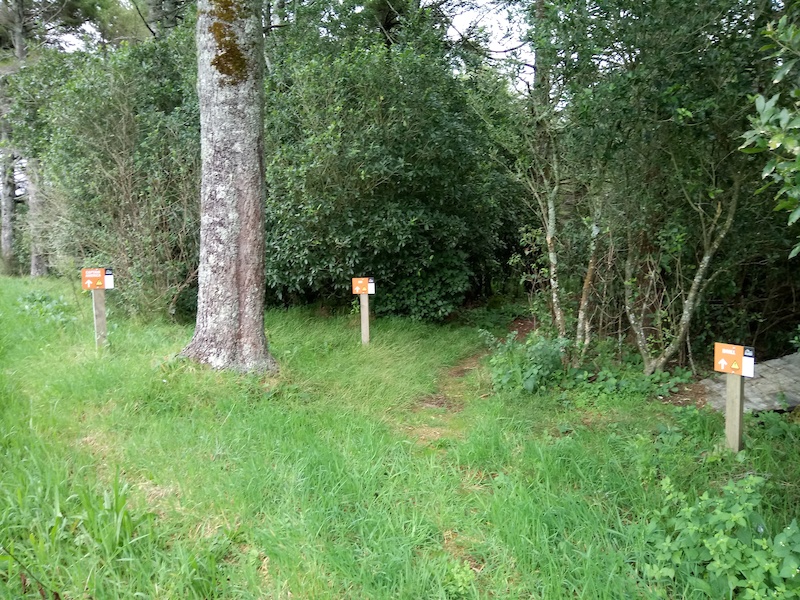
789, 205, 800, 226
774, 59, 797, 84
779, 554, 800, 579
687, 577, 712, 594
763, 159, 778, 178
765, 93, 782, 114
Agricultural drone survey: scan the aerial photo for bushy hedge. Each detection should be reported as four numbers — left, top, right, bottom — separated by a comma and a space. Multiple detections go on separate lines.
263, 42, 518, 319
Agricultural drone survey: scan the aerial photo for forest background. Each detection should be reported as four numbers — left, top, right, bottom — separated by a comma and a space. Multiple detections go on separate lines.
1, 0, 800, 371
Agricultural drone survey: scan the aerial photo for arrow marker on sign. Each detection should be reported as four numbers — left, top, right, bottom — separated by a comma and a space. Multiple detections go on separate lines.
718, 358, 728, 370
85, 280, 93, 288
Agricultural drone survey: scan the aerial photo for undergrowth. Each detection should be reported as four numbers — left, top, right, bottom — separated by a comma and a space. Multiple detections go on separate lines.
480, 329, 692, 397
645, 475, 800, 598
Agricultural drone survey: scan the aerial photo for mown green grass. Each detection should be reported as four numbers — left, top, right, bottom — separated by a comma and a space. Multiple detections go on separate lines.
1, 276, 799, 599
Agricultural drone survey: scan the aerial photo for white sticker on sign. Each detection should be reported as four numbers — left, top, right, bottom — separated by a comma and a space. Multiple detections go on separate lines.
742, 357, 754, 378
104, 269, 115, 290
742, 346, 755, 378
368, 278, 375, 295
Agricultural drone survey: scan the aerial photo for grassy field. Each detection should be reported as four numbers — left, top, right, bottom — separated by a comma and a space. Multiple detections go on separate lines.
1, 277, 799, 599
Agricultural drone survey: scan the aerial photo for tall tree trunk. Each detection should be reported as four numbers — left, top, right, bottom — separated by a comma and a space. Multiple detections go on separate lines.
11, 0, 26, 60
0, 122, 15, 275
181, 0, 278, 373
28, 159, 47, 277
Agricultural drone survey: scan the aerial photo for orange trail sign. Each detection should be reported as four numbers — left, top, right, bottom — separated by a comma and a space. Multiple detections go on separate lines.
714, 342, 755, 378
351, 277, 375, 295
82, 268, 105, 290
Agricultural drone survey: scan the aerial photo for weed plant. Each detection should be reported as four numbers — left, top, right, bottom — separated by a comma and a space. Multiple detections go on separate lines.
1, 277, 799, 598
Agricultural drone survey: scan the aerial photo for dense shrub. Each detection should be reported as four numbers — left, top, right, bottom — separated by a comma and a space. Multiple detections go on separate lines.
482, 328, 694, 397
9, 18, 521, 320
8, 30, 200, 315
264, 41, 518, 319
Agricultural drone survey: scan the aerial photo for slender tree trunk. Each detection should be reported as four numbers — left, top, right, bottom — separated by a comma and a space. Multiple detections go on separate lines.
28, 159, 47, 277
181, 0, 278, 373
645, 184, 739, 375
531, 0, 566, 339
573, 202, 601, 365
624, 232, 653, 371
544, 188, 566, 338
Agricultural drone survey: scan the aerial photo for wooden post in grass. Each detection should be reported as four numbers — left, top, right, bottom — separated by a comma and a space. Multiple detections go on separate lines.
360, 293, 369, 345
82, 268, 114, 349
92, 289, 107, 348
352, 277, 375, 346
725, 373, 744, 452
714, 343, 755, 452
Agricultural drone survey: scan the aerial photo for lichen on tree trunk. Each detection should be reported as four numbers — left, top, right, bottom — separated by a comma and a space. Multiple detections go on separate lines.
181, 0, 278, 373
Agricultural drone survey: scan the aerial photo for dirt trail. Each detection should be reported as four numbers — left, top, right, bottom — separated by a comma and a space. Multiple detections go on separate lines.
403, 352, 489, 444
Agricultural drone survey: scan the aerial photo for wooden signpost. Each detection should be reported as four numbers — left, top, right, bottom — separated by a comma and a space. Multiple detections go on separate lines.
352, 277, 376, 345
714, 342, 755, 452
82, 268, 114, 349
